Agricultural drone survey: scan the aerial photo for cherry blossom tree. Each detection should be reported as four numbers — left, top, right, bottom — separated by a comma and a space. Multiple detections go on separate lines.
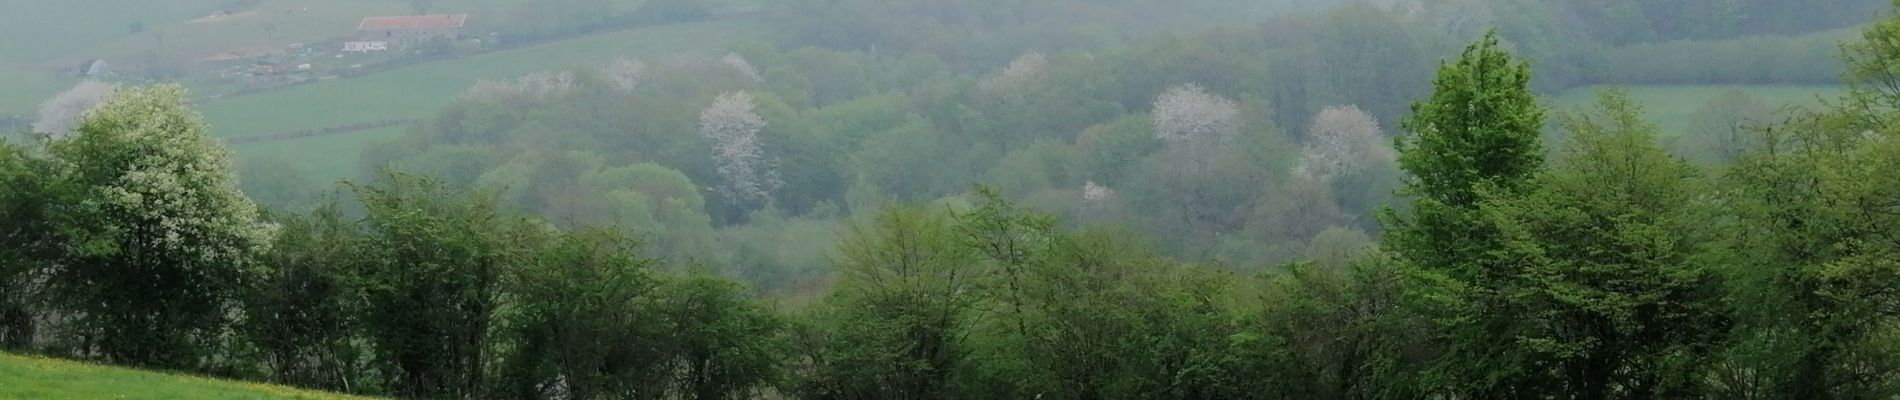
699, 91, 780, 207
1152, 83, 1241, 180
600, 57, 647, 92
1295, 104, 1393, 182
1152, 83, 1239, 144
980, 51, 1048, 91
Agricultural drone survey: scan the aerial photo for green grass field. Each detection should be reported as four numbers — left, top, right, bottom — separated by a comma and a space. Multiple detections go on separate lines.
199, 18, 759, 138
0, 0, 665, 116
0, 352, 377, 399
1, 0, 760, 182
1551, 84, 1843, 136
232, 125, 405, 183
200, 17, 760, 181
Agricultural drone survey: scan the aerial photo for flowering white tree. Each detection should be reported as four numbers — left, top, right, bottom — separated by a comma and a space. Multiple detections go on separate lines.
32, 80, 117, 138
722, 52, 764, 83
1296, 105, 1394, 182
980, 51, 1048, 91
1152, 83, 1241, 183
699, 91, 780, 207
1147, 84, 1246, 238
1080, 180, 1116, 215
44, 84, 275, 365
1082, 180, 1114, 205
600, 57, 647, 92
1152, 83, 1240, 144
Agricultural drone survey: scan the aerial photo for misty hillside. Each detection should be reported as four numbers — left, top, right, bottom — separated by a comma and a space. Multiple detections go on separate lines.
4, 0, 1900, 398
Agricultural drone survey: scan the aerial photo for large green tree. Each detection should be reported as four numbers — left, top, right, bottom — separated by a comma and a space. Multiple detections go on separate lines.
1251, 253, 1435, 400
1702, 8, 1900, 397
244, 204, 368, 391
1473, 90, 1725, 398
655, 273, 785, 400
789, 204, 981, 400
1382, 32, 1548, 396
0, 139, 58, 349
1392, 31, 1545, 210
42, 85, 275, 369
495, 228, 672, 400
1711, 109, 1900, 400
352, 173, 535, 398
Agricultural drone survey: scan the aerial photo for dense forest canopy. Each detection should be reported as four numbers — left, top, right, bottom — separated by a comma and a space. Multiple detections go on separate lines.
5, 0, 1900, 399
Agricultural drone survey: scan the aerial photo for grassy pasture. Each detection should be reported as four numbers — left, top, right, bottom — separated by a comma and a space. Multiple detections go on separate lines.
1550, 84, 1843, 135
0, 0, 661, 116
0, 352, 378, 400
208, 17, 760, 179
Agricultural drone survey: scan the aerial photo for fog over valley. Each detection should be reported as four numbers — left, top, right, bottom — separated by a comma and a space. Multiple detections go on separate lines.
1, 0, 1896, 398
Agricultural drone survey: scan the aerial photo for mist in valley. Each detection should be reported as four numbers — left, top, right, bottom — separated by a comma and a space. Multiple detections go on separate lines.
1, 0, 1897, 398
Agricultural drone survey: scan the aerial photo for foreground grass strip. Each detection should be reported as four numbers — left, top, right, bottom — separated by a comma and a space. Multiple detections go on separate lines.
0, 352, 378, 400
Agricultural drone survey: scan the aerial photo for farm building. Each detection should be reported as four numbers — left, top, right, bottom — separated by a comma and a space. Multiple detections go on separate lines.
357, 14, 467, 48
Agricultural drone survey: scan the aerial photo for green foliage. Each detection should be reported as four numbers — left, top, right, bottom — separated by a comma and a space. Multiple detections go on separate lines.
1842, 3, 1900, 129
653, 273, 785, 400
790, 204, 979, 399
14, 2, 1900, 399
480, 153, 719, 264
1395, 31, 1546, 209
237, 157, 321, 213
1262, 3, 1448, 131
1711, 106, 1900, 398
0, 140, 54, 350
718, 206, 843, 295
41, 85, 275, 370
1384, 33, 1549, 396
1682, 12, 1900, 396
1675, 90, 1782, 164
1383, 37, 1548, 365
1073, 114, 1163, 185
846, 117, 975, 203
1462, 90, 1724, 397
791, 190, 1284, 399
495, 228, 671, 399
351, 172, 534, 398
1384, 31, 1547, 298
1244, 178, 1350, 264
1249, 253, 1435, 399
244, 205, 368, 392
992, 229, 1250, 400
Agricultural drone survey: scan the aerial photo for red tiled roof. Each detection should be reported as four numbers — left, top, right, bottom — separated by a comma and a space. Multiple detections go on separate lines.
358, 14, 467, 31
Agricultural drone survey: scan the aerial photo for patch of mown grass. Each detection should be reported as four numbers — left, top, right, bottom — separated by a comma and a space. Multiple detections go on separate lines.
0, 352, 378, 400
